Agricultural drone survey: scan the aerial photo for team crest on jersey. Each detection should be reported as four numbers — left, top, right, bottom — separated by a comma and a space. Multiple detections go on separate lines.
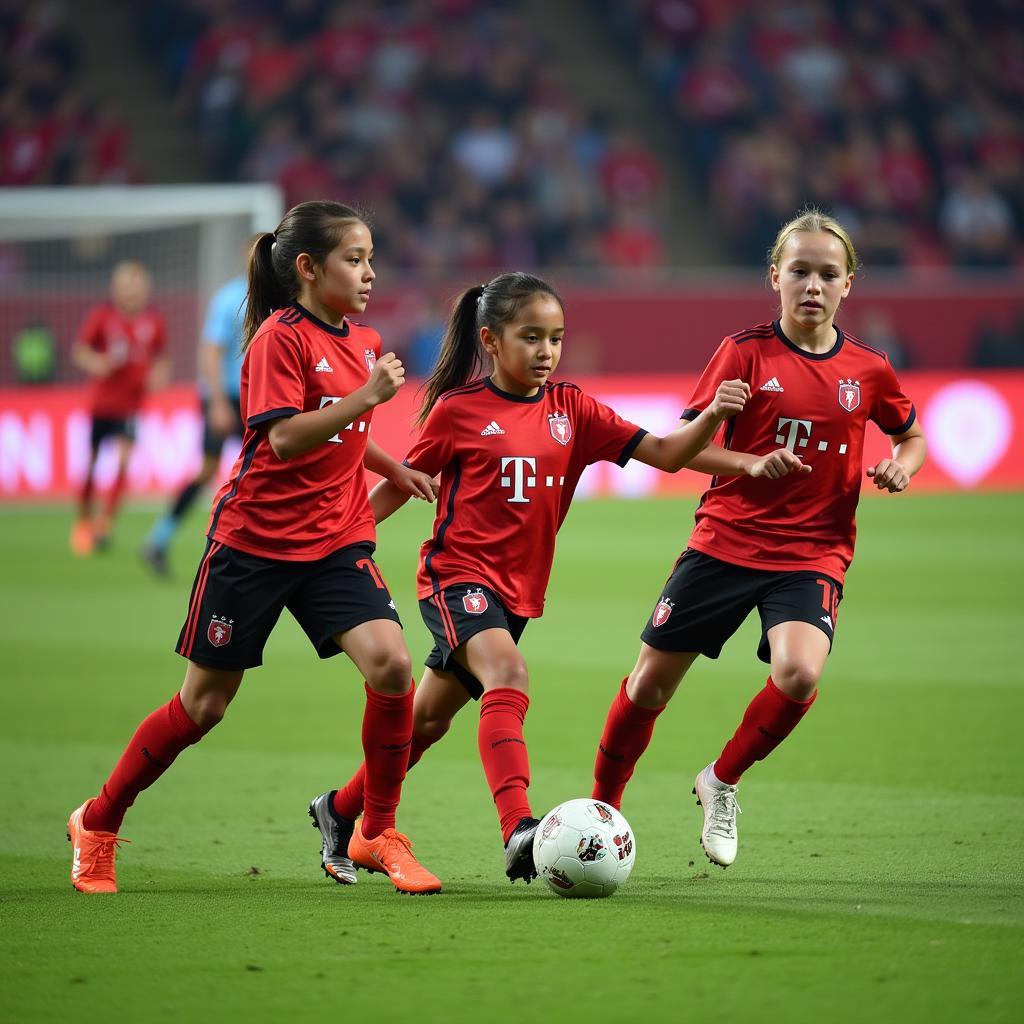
208, 616, 233, 647
652, 598, 674, 627
364, 349, 377, 372
548, 413, 572, 446
133, 320, 156, 344
838, 379, 861, 412
462, 590, 489, 615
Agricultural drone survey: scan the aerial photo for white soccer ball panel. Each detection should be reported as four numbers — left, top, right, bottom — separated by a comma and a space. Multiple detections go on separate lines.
534, 799, 637, 898
542, 854, 584, 893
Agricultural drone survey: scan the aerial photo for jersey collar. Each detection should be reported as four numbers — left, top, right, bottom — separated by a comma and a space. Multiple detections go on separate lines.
484, 376, 546, 403
293, 302, 350, 337
773, 319, 844, 360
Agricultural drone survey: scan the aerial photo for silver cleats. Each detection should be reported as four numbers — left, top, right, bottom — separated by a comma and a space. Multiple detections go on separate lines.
504, 816, 540, 883
308, 791, 357, 885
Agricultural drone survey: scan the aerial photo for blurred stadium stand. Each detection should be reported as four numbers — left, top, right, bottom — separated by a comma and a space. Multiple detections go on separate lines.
605, 0, 1024, 269
1, 0, 1022, 384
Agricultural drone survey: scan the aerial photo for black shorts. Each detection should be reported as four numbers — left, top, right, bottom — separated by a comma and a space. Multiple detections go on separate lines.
200, 397, 245, 457
176, 540, 402, 671
420, 584, 529, 700
90, 416, 136, 449
640, 549, 843, 664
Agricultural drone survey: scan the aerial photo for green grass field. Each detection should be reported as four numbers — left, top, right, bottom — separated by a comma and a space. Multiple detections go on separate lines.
2, 493, 1022, 1023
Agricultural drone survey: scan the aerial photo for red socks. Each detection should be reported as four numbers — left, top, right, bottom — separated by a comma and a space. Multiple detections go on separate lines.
714, 676, 817, 784
78, 473, 95, 519
478, 688, 531, 843
592, 678, 665, 809
332, 730, 434, 822
360, 683, 413, 840
84, 693, 207, 833
104, 464, 129, 519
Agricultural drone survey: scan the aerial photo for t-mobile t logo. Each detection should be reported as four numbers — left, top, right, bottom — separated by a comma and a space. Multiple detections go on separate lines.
500, 456, 536, 503
775, 417, 813, 450
319, 395, 369, 444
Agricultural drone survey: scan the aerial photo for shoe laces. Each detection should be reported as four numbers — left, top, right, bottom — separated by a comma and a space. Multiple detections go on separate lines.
373, 828, 424, 873
707, 789, 742, 839
79, 834, 130, 881
378, 827, 413, 853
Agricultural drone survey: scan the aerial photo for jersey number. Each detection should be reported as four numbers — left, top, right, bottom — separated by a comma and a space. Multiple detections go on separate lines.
816, 578, 840, 622
357, 558, 388, 591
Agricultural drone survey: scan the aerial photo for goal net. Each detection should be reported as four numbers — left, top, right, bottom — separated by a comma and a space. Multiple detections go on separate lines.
0, 184, 282, 499
0, 184, 282, 388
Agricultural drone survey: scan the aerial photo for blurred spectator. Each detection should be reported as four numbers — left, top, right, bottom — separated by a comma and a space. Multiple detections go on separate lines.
610, 0, 1023, 266
135, 0, 669, 275
939, 169, 1016, 268
971, 311, 1024, 368
0, 2, 139, 186
599, 203, 667, 269
853, 308, 912, 370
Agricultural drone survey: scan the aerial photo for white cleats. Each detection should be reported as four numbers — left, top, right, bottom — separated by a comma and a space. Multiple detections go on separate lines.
693, 765, 741, 868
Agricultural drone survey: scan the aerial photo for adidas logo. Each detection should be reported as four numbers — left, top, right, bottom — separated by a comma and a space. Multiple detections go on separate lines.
760, 376, 784, 392
315, 357, 333, 373
480, 421, 505, 436
820, 614, 833, 629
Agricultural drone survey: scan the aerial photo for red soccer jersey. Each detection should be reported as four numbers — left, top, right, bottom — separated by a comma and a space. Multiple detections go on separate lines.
407, 377, 646, 617
682, 321, 916, 584
76, 304, 166, 418
207, 304, 381, 561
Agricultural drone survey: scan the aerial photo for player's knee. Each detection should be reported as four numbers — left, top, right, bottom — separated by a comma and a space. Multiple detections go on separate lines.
773, 663, 820, 701
364, 648, 414, 695
187, 693, 228, 730
488, 656, 529, 693
627, 665, 676, 708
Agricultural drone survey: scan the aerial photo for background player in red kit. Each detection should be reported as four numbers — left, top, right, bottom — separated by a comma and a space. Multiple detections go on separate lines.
309, 271, 749, 886
67, 201, 442, 896
590, 208, 927, 868
69, 260, 170, 555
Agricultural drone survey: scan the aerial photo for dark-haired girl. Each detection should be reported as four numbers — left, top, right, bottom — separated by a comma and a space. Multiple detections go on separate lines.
68, 201, 442, 896
310, 272, 749, 885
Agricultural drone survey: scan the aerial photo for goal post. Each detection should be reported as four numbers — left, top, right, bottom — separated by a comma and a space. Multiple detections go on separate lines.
0, 183, 283, 388
0, 184, 283, 501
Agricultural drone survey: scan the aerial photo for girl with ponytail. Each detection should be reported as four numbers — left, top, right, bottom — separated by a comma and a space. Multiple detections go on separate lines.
319, 271, 749, 886
68, 201, 443, 898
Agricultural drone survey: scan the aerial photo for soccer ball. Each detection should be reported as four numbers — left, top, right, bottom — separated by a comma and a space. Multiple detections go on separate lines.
532, 798, 636, 898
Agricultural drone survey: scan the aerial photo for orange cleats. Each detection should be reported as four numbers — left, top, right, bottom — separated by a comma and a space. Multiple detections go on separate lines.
348, 819, 442, 895
67, 800, 129, 894
69, 520, 94, 557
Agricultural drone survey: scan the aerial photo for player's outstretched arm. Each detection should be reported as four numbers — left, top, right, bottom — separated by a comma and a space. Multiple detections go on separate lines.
866, 424, 926, 493
687, 445, 812, 479
267, 353, 404, 460
364, 440, 438, 503
369, 479, 413, 525
632, 379, 750, 473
